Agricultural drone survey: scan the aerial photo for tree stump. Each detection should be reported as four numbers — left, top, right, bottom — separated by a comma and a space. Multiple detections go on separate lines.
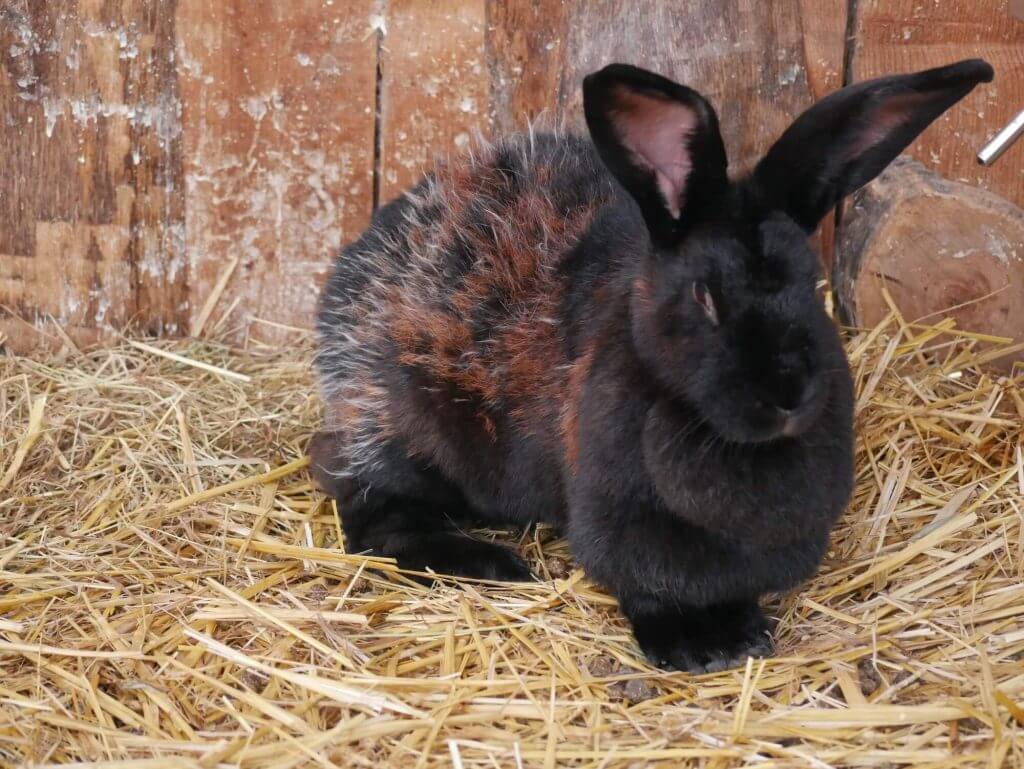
836, 157, 1024, 349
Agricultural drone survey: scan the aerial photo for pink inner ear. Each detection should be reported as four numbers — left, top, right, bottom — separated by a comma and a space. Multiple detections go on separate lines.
847, 90, 937, 157
610, 86, 698, 219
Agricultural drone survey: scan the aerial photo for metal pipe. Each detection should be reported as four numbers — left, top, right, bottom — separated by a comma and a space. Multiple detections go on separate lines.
976, 1, 1023, 167
977, 107, 1024, 166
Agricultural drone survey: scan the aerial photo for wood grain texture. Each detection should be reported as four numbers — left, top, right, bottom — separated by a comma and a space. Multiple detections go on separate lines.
486, 0, 572, 135
852, 0, 1024, 206
550, 1, 818, 175
414, 0, 833, 205
176, 0, 377, 338
0, 0, 185, 352
797, 0, 849, 266
799, 0, 849, 100
487, 0, 847, 264
377, 0, 490, 203
6, 2, 1022, 351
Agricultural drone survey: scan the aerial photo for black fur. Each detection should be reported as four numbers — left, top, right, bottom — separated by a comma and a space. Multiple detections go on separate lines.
313, 60, 992, 671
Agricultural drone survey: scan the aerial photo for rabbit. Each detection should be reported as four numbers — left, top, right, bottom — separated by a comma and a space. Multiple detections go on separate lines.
311, 59, 993, 672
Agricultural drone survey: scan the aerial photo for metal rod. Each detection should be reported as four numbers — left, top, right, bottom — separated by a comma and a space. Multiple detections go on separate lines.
978, 107, 1024, 166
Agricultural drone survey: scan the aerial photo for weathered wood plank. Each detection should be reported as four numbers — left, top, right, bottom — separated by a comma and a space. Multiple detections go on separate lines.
798, 0, 850, 266
799, 0, 849, 101
383, 0, 844, 275
487, 1, 838, 259
489, 0, 847, 152
486, 1, 571, 135
377, 0, 489, 203
175, 0, 377, 339
551, 1, 818, 175
20, 2, 998, 350
0, 0, 186, 352
852, 0, 1024, 207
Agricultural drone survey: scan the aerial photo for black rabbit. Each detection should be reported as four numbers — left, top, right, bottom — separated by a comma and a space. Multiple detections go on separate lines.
312, 60, 993, 672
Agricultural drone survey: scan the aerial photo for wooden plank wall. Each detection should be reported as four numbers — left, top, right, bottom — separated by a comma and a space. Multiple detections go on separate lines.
853, 0, 1024, 205
1, 1, 186, 350
2, 0, 1021, 352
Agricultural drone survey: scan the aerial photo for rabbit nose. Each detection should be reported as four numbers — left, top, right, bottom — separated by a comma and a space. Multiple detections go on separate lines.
777, 399, 806, 437
776, 378, 821, 436
780, 411, 803, 437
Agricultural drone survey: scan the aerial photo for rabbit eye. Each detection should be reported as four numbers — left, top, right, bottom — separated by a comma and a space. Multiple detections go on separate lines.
692, 281, 718, 325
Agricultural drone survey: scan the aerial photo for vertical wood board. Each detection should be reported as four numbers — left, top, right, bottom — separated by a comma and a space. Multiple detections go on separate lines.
852, 0, 1024, 206
176, 0, 377, 338
0, 0, 185, 352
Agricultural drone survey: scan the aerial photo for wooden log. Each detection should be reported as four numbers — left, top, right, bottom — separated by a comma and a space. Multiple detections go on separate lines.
836, 157, 1024, 350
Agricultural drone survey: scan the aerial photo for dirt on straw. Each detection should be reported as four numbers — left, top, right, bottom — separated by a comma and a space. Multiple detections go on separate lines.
1, 312, 1023, 768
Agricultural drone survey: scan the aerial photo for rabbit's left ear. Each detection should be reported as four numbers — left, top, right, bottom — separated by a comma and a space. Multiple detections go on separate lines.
584, 64, 728, 246
754, 59, 994, 233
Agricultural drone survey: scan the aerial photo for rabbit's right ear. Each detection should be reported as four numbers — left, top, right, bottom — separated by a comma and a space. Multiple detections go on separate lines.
584, 64, 728, 246
753, 59, 993, 233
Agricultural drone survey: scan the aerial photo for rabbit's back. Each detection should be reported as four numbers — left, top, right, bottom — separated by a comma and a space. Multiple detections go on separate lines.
316, 133, 618, 499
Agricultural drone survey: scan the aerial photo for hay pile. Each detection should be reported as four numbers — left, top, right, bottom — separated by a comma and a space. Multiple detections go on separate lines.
2, 312, 1023, 768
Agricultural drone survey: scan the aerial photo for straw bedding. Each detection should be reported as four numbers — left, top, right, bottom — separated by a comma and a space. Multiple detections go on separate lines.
2, 310, 1023, 768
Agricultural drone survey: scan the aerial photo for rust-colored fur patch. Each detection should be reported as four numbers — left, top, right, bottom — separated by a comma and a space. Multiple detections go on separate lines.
560, 341, 597, 472
317, 134, 616, 478
387, 146, 606, 438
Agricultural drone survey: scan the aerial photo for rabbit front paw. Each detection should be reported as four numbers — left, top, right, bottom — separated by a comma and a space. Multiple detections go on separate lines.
629, 599, 773, 673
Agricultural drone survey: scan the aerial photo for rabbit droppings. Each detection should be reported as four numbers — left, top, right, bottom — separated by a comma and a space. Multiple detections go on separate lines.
312, 60, 993, 672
